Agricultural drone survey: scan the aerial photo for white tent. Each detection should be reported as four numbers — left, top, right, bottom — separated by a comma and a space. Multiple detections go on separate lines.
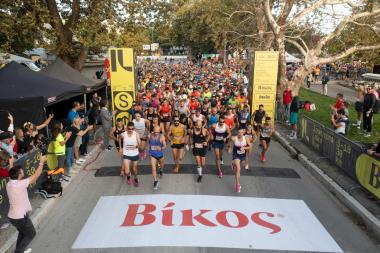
286, 52, 301, 63
0, 53, 40, 71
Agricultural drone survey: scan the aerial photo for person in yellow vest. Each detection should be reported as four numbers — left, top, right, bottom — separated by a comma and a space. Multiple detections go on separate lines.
48, 121, 72, 176
168, 116, 186, 173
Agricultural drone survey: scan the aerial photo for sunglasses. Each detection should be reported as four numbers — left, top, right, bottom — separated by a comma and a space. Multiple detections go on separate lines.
153, 131, 160, 134
128, 128, 134, 130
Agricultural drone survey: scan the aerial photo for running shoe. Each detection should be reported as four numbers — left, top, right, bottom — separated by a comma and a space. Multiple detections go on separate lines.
158, 169, 163, 178
126, 176, 132, 185
185, 144, 189, 151
235, 184, 241, 193
153, 180, 159, 190
262, 155, 267, 162
218, 170, 223, 178
134, 178, 140, 187
220, 159, 224, 165
245, 165, 249, 170
197, 175, 202, 183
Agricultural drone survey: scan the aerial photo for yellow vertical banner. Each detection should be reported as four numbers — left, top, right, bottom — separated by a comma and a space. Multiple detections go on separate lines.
108, 48, 136, 125
251, 51, 279, 121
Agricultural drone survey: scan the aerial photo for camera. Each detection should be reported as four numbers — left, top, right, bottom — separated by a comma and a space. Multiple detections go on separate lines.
34, 134, 51, 156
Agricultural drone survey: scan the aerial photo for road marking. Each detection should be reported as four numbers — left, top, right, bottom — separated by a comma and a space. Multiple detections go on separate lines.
73, 194, 342, 252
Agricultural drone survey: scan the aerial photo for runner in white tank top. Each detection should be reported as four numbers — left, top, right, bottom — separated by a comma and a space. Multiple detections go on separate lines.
119, 122, 141, 187
132, 112, 148, 160
229, 127, 251, 193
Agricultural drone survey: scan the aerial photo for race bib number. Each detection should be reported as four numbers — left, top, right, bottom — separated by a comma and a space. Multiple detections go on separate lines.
163, 113, 169, 117
191, 110, 196, 113
215, 135, 224, 141
240, 119, 246, 123
195, 143, 204, 148
151, 146, 161, 151
237, 149, 245, 155
126, 145, 136, 150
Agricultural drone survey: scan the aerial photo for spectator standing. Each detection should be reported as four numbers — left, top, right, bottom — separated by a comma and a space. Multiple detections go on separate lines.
0, 131, 15, 157
288, 91, 300, 139
65, 117, 93, 174
282, 86, 292, 123
363, 86, 376, 137
329, 93, 344, 114
89, 93, 101, 137
15, 128, 31, 155
6, 155, 47, 253
67, 102, 80, 125
0, 150, 11, 177
321, 73, 330, 95
99, 100, 115, 150
22, 114, 54, 148
353, 87, 365, 129
49, 121, 72, 173
78, 103, 92, 156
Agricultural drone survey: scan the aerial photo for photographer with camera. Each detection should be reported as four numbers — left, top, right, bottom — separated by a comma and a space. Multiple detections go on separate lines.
6, 155, 47, 253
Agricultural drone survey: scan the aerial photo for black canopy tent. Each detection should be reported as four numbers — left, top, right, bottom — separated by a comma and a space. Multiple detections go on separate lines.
41, 58, 106, 93
0, 61, 84, 130
41, 58, 107, 111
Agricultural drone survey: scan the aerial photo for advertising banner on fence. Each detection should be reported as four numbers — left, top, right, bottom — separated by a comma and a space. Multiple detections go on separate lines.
0, 149, 42, 226
251, 51, 279, 121
73, 194, 342, 252
356, 154, 380, 198
108, 48, 136, 125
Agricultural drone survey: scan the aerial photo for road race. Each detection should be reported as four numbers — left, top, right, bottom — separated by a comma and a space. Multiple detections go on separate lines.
1, 1, 380, 253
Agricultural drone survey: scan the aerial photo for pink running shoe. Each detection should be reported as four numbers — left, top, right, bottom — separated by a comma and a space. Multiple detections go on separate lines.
126, 177, 132, 185
134, 178, 140, 187
218, 170, 223, 178
236, 184, 241, 193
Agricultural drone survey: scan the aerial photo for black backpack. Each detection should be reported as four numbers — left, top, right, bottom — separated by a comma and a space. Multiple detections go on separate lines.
41, 178, 63, 196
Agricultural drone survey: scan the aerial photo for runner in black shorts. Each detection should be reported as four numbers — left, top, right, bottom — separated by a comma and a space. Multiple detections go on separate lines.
229, 127, 251, 193
191, 120, 209, 182
259, 117, 274, 162
252, 104, 267, 133
168, 117, 186, 172
109, 118, 126, 176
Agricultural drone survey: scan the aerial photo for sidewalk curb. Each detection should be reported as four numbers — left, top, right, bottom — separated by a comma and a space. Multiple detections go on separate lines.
1, 144, 103, 253
274, 130, 380, 242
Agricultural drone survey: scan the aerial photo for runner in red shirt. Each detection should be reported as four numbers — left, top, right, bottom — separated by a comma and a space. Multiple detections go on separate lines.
159, 98, 172, 139
189, 97, 200, 114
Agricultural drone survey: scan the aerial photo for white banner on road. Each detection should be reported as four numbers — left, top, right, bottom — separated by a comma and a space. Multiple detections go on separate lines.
72, 195, 342, 252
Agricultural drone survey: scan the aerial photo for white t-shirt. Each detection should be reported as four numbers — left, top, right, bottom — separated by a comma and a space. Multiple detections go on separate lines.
7, 178, 32, 219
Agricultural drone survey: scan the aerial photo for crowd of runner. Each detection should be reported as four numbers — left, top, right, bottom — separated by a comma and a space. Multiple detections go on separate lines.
113, 60, 274, 193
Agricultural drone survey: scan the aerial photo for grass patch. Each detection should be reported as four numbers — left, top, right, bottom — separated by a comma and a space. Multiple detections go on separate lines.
299, 87, 380, 144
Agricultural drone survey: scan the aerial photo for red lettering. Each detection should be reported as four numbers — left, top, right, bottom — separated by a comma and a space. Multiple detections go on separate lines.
161, 202, 175, 226
180, 210, 217, 227
120, 204, 156, 227
216, 211, 249, 228
251, 212, 281, 234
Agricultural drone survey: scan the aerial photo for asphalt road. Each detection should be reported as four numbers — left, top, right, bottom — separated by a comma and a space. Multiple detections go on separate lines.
25, 139, 379, 253
304, 80, 357, 102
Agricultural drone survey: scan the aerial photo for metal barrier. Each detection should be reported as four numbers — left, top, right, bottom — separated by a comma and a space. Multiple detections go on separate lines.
298, 115, 364, 179
294, 114, 380, 198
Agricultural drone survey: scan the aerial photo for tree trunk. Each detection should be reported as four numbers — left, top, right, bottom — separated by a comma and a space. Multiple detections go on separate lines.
276, 34, 288, 102
74, 47, 89, 71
